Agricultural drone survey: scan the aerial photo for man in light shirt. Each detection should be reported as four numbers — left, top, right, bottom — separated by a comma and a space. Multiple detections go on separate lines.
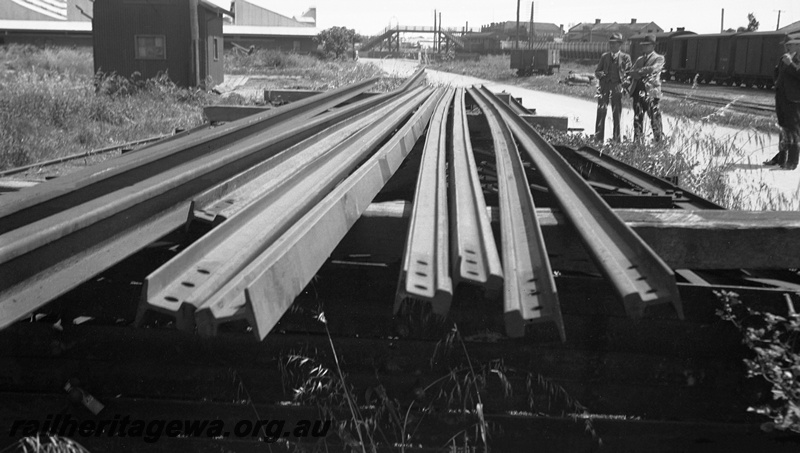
628, 34, 664, 142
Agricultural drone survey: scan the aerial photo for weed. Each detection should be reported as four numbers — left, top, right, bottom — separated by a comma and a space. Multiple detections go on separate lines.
2, 435, 90, 453
0, 47, 403, 172
536, 120, 798, 211
716, 291, 800, 433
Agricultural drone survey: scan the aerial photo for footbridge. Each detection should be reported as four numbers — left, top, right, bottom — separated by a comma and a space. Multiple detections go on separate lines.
360, 25, 467, 53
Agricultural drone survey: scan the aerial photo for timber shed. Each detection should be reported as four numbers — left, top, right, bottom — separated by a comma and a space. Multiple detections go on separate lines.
92, 0, 231, 87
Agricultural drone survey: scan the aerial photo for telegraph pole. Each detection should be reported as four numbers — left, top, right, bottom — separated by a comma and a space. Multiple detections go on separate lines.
433, 10, 437, 53
528, 2, 534, 49
720, 8, 724, 33
515, 0, 521, 50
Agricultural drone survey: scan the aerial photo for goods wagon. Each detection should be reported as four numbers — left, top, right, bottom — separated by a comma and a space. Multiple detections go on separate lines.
731, 31, 788, 88
670, 33, 736, 84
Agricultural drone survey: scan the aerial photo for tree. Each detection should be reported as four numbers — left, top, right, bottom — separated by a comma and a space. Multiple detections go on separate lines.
315, 26, 361, 59
746, 12, 759, 31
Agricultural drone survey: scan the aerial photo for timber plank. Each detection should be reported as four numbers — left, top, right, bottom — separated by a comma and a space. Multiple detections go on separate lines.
333, 203, 800, 270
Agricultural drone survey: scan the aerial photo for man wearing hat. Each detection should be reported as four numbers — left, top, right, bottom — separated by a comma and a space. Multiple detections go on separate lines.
764, 37, 800, 170
594, 32, 632, 142
628, 33, 665, 142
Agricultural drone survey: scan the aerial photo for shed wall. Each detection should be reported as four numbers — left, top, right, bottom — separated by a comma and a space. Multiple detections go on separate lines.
93, 0, 191, 86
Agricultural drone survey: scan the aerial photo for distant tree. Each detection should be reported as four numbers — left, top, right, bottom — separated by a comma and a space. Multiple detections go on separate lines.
746, 13, 759, 31
315, 26, 361, 59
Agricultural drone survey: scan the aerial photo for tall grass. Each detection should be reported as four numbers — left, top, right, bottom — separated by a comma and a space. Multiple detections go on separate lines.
0, 45, 404, 172
0, 45, 206, 171
429, 55, 518, 81
539, 118, 796, 211
225, 48, 404, 92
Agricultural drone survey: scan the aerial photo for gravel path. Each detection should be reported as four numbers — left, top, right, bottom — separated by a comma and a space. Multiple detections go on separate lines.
363, 58, 798, 210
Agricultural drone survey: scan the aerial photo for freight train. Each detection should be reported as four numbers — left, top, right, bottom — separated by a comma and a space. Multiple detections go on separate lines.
629, 29, 800, 88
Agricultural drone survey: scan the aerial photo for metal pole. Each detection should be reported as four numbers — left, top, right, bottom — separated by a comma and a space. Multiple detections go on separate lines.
434, 10, 437, 53
189, 0, 201, 86
528, 2, 534, 50
515, 0, 521, 50
439, 12, 442, 54
720, 8, 724, 33
776, 10, 783, 30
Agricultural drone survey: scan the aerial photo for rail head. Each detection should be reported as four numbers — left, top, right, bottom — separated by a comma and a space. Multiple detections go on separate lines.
473, 85, 682, 320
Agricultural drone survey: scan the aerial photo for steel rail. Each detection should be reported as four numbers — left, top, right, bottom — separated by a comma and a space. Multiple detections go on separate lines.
468, 87, 564, 341
448, 88, 503, 293
139, 87, 430, 328
0, 85, 415, 330
397, 68, 427, 91
194, 88, 445, 338
394, 88, 456, 316
572, 146, 724, 210
0, 86, 408, 266
474, 85, 683, 320
0, 134, 171, 178
192, 95, 414, 224
0, 77, 382, 235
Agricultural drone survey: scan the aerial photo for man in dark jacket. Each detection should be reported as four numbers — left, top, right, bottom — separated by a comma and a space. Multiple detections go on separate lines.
629, 34, 665, 142
764, 37, 800, 170
594, 32, 632, 142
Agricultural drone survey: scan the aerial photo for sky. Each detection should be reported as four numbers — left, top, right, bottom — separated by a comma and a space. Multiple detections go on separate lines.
209, 0, 799, 36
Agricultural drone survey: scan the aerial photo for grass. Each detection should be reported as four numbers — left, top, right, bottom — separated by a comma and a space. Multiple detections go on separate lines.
279, 306, 601, 452
0, 45, 404, 172
430, 55, 780, 133
536, 118, 798, 211
225, 48, 405, 92
5, 435, 90, 453
0, 45, 206, 171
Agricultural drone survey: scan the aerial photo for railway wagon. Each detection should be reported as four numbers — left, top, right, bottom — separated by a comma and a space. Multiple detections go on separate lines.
629, 30, 694, 81
670, 33, 737, 84
510, 48, 560, 75
732, 31, 789, 88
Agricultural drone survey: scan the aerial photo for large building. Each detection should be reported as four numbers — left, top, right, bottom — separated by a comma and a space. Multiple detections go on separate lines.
230, 1, 314, 27
0, 0, 318, 53
0, 0, 316, 27
0, 0, 92, 21
566, 19, 662, 42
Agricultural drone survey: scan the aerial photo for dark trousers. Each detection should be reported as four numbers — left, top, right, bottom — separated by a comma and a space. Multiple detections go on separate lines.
768, 128, 800, 168
632, 93, 662, 142
767, 98, 800, 168
595, 84, 622, 142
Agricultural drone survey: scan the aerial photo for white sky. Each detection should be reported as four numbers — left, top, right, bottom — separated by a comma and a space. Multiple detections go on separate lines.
212, 1, 799, 35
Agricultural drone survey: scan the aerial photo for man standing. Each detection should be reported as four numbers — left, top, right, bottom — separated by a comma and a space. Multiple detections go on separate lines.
764, 37, 800, 170
629, 34, 664, 142
594, 32, 631, 142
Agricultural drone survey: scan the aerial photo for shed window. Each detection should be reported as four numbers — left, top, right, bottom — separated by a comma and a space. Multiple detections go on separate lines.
213, 37, 219, 61
135, 35, 166, 60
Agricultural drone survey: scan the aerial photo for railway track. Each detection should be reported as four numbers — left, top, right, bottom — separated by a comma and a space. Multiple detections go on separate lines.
661, 86, 774, 115
3, 70, 800, 452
